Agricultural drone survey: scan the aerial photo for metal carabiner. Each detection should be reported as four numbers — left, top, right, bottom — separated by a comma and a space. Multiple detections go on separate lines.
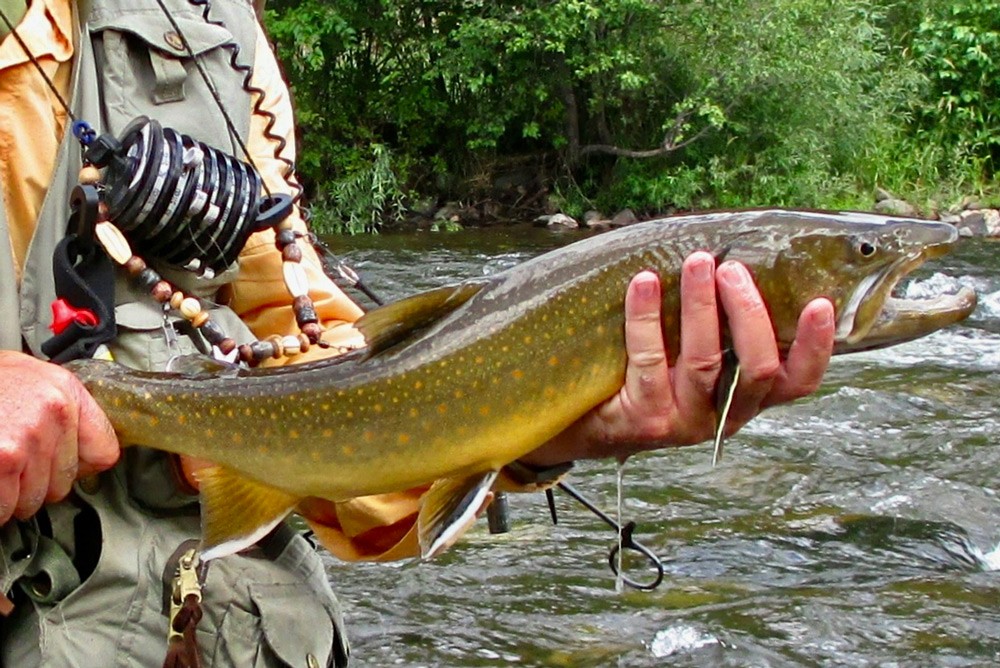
553, 482, 666, 591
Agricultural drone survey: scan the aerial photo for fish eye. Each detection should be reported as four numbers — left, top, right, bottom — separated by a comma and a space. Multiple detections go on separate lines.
856, 239, 878, 258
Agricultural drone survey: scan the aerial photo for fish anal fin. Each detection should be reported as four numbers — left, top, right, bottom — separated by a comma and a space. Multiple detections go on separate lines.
712, 349, 741, 466
196, 465, 299, 561
418, 470, 499, 559
355, 281, 487, 356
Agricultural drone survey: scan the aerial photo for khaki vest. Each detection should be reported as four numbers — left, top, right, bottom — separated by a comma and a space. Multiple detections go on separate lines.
3, 0, 260, 360
0, 2, 351, 666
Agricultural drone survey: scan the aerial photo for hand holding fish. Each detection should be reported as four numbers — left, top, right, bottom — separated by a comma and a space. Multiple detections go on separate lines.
0, 351, 119, 525
519, 253, 836, 467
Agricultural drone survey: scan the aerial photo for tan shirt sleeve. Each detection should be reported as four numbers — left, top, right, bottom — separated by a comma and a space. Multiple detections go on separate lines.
225, 23, 424, 560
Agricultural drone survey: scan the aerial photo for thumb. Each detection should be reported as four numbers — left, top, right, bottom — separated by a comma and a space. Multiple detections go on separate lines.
73, 383, 120, 476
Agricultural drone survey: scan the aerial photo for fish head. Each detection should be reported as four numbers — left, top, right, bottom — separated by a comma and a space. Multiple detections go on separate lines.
749, 211, 976, 354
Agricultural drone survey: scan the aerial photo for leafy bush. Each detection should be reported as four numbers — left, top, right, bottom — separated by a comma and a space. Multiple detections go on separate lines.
263, 0, 994, 225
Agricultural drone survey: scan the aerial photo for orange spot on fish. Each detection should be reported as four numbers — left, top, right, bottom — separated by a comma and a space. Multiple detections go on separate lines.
398, 434, 411, 445
512, 369, 524, 380
548, 356, 559, 367
342, 445, 355, 456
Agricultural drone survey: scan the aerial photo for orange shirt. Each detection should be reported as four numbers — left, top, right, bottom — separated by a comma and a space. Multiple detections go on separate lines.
0, 0, 423, 560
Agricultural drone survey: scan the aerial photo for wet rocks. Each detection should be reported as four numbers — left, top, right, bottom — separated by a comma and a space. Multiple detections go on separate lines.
874, 189, 1000, 239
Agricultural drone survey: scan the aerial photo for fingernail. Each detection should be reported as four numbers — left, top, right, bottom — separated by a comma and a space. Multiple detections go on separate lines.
690, 256, 713, 283
719, 262, 749, 288
636, 275, 657, 299
817, 303, 834, 328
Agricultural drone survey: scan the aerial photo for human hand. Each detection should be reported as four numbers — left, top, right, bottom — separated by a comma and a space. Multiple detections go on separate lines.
0, 351, 120, 524
521, 252, 835, 466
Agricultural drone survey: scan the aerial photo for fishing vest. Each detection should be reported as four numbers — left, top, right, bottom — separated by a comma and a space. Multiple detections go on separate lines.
0, 0, 258, 358
0, 2, 350, 666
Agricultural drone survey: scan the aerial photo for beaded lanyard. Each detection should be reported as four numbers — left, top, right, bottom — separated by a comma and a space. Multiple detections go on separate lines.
3, 0, 335, 367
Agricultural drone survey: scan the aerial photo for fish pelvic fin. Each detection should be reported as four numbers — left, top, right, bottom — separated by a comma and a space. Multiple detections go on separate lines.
418, 470, 499, 559
196, 465, 299, 561
355, 281, 487, 356
712, 349, 741, 467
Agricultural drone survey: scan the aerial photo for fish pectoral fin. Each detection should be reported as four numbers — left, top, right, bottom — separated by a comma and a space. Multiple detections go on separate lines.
712, 349, 741, 467
355, 280, 488, 356
195, 465, 300, 561
418, 470, 499, 559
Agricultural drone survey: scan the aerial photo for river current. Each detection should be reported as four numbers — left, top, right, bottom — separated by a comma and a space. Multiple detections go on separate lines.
318, 225, 1000, 667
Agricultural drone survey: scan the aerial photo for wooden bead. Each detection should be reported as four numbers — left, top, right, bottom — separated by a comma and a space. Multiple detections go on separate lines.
179, 297, 202, 319
276, 229, 297, 248
79, 164, 101, 184
124, 256, 146, 276
218, 338, 237, 355
301, 322, 323, 343
151, 281, 173, 303
95, 222, 133, 265
297, 333, 311, 353
135, 268, 161, 292
282, 262, 309, 298
281, 243, 303, 263
238, 343, 255, 363
249, 341, 275, 361
191, 311, 210, 328
170, 292, 185, 310
293, 295, 318, 326
266, 335, 285, 359
200, 319, 226, 343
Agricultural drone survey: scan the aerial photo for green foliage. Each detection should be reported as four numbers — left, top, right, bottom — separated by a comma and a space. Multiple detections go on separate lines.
910, 0, 1000, 175
310, 144, 406, 235
263, 0, 997, 227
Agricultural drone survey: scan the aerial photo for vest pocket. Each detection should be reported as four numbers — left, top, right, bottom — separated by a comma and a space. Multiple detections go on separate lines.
89, 10, 242, 142
212, 582, 348, 668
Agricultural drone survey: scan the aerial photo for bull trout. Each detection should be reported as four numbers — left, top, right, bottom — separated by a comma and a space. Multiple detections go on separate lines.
68, 209, 977, 559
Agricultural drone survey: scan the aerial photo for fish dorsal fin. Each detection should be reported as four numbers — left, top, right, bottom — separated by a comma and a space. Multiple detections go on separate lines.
355, 281, 487, 356
712, 349, 741, 466
418, 470, 499, 559
165, 353, 239, 378
195, 465, 300, 561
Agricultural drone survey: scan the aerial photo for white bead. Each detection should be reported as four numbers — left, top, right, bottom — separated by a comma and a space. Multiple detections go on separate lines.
281, 335, 301, 355
95, 222, 133, 265
282, 261, 309, 298
179, 297, 202, 319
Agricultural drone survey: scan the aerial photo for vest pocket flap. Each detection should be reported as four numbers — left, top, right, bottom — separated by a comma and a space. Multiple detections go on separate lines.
251, 583, 336, 667
89, 12, 234, 57
114, 301, 166, 330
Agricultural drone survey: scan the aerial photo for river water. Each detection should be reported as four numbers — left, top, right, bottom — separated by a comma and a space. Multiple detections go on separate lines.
318, 225, 1000, 667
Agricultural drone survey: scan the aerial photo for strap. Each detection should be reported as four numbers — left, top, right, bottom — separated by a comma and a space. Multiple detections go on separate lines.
41, 232, 118, 363
15, 534, 82, 604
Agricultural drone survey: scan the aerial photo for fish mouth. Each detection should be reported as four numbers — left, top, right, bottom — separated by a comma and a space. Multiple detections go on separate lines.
835, 246, 978, 354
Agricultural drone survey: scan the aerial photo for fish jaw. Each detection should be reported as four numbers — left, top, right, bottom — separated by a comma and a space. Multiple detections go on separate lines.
833, 221, 976, 353
839, 284, 977, 353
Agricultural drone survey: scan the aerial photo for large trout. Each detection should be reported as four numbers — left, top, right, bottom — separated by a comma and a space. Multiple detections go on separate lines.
68, 210, 977, 559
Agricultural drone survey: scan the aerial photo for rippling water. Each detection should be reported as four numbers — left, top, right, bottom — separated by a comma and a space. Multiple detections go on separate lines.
318, 226, 1000, 667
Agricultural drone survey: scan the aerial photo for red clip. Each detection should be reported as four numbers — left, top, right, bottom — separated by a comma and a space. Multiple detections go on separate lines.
50, 298, 99, 335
